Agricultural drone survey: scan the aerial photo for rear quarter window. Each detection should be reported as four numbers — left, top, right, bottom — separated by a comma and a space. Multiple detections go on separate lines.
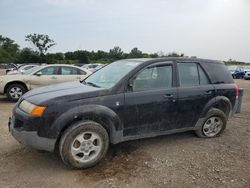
202, 62, 234, 84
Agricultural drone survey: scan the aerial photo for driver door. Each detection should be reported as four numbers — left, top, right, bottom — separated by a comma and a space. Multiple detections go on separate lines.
29, 66, 60, 89
123, 62, 178, 136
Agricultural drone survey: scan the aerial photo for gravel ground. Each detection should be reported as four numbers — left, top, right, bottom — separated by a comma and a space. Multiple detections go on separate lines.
0, 79, 249, 188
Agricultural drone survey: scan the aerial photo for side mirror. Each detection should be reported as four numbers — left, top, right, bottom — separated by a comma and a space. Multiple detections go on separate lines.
36, 72, 42, 76
128, 79, 133, 87
128, 79, 134, 91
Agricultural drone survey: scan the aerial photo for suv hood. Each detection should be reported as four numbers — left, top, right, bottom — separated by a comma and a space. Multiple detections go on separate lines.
22, 81, 107, 105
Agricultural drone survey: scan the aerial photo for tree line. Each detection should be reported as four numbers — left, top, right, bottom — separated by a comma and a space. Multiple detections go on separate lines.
0, 34, 246, 65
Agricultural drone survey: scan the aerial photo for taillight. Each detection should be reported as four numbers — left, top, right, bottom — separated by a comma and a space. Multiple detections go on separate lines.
234, 82, 239, 98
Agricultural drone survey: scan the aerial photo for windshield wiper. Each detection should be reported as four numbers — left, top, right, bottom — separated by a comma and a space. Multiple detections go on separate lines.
81, 80, 100, 88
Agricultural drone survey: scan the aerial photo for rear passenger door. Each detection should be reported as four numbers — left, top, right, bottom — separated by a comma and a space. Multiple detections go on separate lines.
57, 66, 88, 83
176, 62, 215, 128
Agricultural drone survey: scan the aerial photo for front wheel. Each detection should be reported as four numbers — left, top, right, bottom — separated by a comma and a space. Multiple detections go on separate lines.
6, 84, 27, 102
59, 121, 109, 169
195, 108, 227, 138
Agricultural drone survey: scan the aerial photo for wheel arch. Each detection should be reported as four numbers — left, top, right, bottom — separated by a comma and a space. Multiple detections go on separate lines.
201, 96, 232, 118
4, 81, 28, 94
53, 105, 123, 147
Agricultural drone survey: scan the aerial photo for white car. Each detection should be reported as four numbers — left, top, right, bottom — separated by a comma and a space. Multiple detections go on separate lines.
0, 64, 92, 101
244, 71, 250, 80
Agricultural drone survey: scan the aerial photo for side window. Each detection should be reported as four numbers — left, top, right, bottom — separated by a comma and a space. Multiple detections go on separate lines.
78, 69, 87, 75
40, 67, 58, 75
133, 65, 172, 92
198, 65, 210, 85
61, 67, 78, 75
178, 63, 199, 87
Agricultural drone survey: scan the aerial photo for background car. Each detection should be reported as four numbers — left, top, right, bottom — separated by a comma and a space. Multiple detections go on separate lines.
0, 64, 92, 101
81, 63, 104, 72
4, 63, 18, 74
244, 70, 250, 80
232, 67, 245, 79
7, 64, 40, 75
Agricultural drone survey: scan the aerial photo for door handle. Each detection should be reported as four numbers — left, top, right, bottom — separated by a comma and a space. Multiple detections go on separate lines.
164, 94, 173, 98
51, 76, 57, 79
205, 90, 213, 95
76, 76, 81, 79
164, 94, 176, 102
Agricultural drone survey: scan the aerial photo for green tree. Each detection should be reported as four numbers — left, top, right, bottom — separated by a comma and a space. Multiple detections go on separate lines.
129, 47, 143, 58
65, 51, 77, 60
0, 35, 19, 56
109, 46, 123, 60
0, 48, 14, 64
25, 34, 56, 55
0, 35, 20, 63
74, 50, 90, 64
167, 52, 184, 57
149, 53, 159, 58
15, 48, 41, 64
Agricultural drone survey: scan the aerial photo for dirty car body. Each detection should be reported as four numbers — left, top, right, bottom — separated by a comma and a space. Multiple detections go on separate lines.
9, 58, 239, 168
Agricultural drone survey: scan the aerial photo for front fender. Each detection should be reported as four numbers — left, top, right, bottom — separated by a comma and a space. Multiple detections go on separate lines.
50, 104, 123, 143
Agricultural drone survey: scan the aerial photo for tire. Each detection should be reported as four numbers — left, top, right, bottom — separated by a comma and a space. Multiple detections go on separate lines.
59, 120, 109, 169
195, 108, 227, 138
6, 84, 27, 102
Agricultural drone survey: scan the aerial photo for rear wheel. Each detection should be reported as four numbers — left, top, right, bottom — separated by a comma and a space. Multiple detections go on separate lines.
195, 108, 227, 138
6, 84, 27, 102
59, 121, 109, 169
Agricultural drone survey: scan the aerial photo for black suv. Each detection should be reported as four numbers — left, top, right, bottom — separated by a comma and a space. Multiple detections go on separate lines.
9, 58, 239, 169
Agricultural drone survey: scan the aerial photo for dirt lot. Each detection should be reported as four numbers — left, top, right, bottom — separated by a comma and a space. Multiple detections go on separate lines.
0, 79, 249, 188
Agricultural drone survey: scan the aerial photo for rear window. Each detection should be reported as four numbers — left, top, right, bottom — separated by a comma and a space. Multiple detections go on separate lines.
202, 62, 234, 84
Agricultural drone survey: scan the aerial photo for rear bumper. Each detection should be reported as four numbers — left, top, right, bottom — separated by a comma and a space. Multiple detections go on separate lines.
9, 116, 56, 152
232, 88, 244, 114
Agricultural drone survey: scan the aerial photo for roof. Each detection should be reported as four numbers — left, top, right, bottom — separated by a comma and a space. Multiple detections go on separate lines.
118, 57, 223, 64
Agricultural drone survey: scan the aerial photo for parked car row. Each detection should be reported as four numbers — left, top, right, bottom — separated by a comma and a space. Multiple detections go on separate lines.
228, 66, 250, 79
0, 64, 92, 101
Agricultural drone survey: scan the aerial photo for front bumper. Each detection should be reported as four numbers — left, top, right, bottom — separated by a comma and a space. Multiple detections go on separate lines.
9, 115, 56, 152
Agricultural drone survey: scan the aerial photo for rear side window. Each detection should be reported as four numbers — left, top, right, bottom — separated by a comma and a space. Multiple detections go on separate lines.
198, 65, 210, 85
61, 67, 78, 75
178, 63, 199, 87
178, 63, 210, 87
202, 62, 234, 84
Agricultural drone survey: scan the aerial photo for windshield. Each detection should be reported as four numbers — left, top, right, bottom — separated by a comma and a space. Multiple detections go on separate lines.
83, 60, 143, 88
23, 66, 41, 75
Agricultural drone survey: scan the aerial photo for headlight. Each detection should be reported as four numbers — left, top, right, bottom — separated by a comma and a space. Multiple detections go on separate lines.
19, 100, 47, 117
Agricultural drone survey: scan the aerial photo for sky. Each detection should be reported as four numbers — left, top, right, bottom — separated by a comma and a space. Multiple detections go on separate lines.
0, 0, 250, 62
